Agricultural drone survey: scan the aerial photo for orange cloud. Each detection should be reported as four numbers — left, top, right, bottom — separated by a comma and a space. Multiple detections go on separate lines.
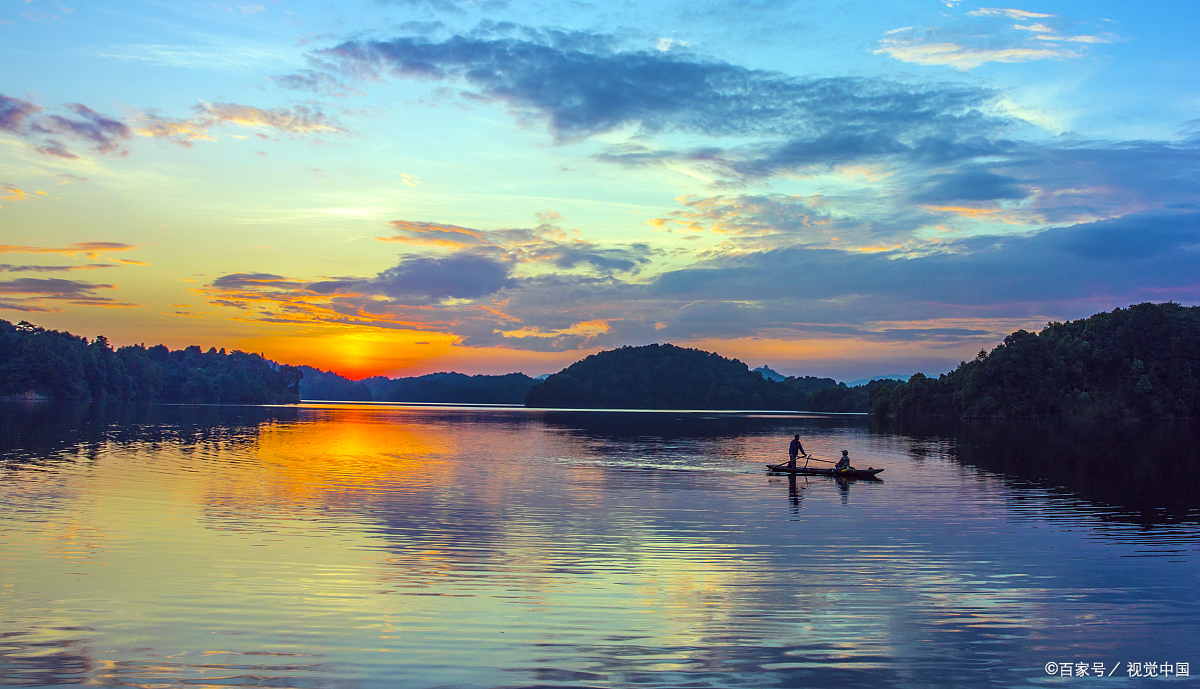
921, 205, 1005, 218
199, 101, 344, 134
135, 117, 217, 146
198, 272, 444, 332
377, 220, 489, 249
137, 101, 348, 147
498, 318, 612, 340
0, 243, 145, 278
1, 184, 42, 203
0, 241, 139, 259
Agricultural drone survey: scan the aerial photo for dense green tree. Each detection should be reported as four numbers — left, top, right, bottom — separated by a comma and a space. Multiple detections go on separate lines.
808, 379, 899, 413
0, 320, 300, 404
871, 302, 1200, 420
524, 343, 837, 410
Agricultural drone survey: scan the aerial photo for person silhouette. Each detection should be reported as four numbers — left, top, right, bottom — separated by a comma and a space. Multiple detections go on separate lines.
835, 450, 853, 472
788, 434, 806, 468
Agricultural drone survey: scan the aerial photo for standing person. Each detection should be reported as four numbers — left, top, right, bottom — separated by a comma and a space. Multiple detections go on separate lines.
788, 434, 806, 469
835, 450, 853, 472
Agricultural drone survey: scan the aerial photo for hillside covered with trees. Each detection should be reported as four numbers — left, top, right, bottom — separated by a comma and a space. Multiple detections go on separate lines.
524, 343, 839, 410
0, 320, 300, 404
870, 302, 1200, 420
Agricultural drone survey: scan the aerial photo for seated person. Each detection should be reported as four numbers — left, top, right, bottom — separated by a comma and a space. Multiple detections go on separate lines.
835, 450, 853, 472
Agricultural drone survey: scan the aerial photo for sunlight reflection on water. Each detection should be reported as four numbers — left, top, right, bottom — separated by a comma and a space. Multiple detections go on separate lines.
1, 402, 1198, 688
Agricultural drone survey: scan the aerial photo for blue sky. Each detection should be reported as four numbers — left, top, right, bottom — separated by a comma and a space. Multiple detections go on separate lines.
2, 0, 1198, 380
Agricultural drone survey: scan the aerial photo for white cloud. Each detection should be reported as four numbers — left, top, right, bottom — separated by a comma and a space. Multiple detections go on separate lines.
968, 8, 1054, 20
93, 40, 291, 70
655, 37, 690, 52
876, 37, 1076, 71
877, 7, 1116, 70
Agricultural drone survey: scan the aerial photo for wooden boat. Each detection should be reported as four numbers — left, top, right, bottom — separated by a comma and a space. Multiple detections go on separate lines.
765, 463, 884, 479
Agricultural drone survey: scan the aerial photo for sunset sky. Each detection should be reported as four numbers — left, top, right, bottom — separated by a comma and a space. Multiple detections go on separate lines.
2, 0, 1198, 381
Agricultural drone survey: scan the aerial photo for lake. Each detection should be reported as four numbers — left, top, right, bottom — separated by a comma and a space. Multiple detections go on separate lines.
2, 402, 1198, 687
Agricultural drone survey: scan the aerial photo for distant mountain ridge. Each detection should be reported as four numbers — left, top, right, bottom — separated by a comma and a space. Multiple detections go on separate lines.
753, 365, 786, 382
364, 371, 538, 404
298, 366, 372, 401
298, 368, 538, 404
845, 374, 910, 387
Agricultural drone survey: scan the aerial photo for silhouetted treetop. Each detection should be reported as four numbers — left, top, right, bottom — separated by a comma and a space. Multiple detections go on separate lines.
524, 343, 836, 410
870, 302, 1200, 420
0, 320, 300, 404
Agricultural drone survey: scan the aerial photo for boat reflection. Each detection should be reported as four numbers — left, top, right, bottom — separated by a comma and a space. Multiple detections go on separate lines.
767, 474, 809, 514
769, 468, 886, 510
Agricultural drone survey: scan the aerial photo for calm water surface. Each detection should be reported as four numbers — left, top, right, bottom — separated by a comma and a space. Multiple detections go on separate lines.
2, 402, 1199, 688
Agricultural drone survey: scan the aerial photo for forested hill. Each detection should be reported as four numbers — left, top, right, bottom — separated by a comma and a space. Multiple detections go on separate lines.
0, 320, 300, 404
523, 343, 837, 410
870, 302, 1200, 420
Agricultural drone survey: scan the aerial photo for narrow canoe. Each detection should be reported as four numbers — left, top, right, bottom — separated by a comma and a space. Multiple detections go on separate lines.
765, 464, 884, 479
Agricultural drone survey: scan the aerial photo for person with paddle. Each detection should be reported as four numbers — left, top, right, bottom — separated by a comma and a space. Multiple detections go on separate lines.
788, 434, 807, 469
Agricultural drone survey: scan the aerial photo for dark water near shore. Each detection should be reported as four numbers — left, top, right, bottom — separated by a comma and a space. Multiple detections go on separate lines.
2, 402, 1199, 687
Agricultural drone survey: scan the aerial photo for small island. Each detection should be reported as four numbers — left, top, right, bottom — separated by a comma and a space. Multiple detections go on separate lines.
523, 342, 840, 410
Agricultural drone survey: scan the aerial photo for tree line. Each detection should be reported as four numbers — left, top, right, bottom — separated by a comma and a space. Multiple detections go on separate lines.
0, 320, 300, 404
362, 372, 539, 404
20, 302, 1186, 417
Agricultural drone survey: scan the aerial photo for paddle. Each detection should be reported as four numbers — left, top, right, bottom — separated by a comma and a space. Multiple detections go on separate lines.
770, 455, 834, 469
803, 455, 843, 470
